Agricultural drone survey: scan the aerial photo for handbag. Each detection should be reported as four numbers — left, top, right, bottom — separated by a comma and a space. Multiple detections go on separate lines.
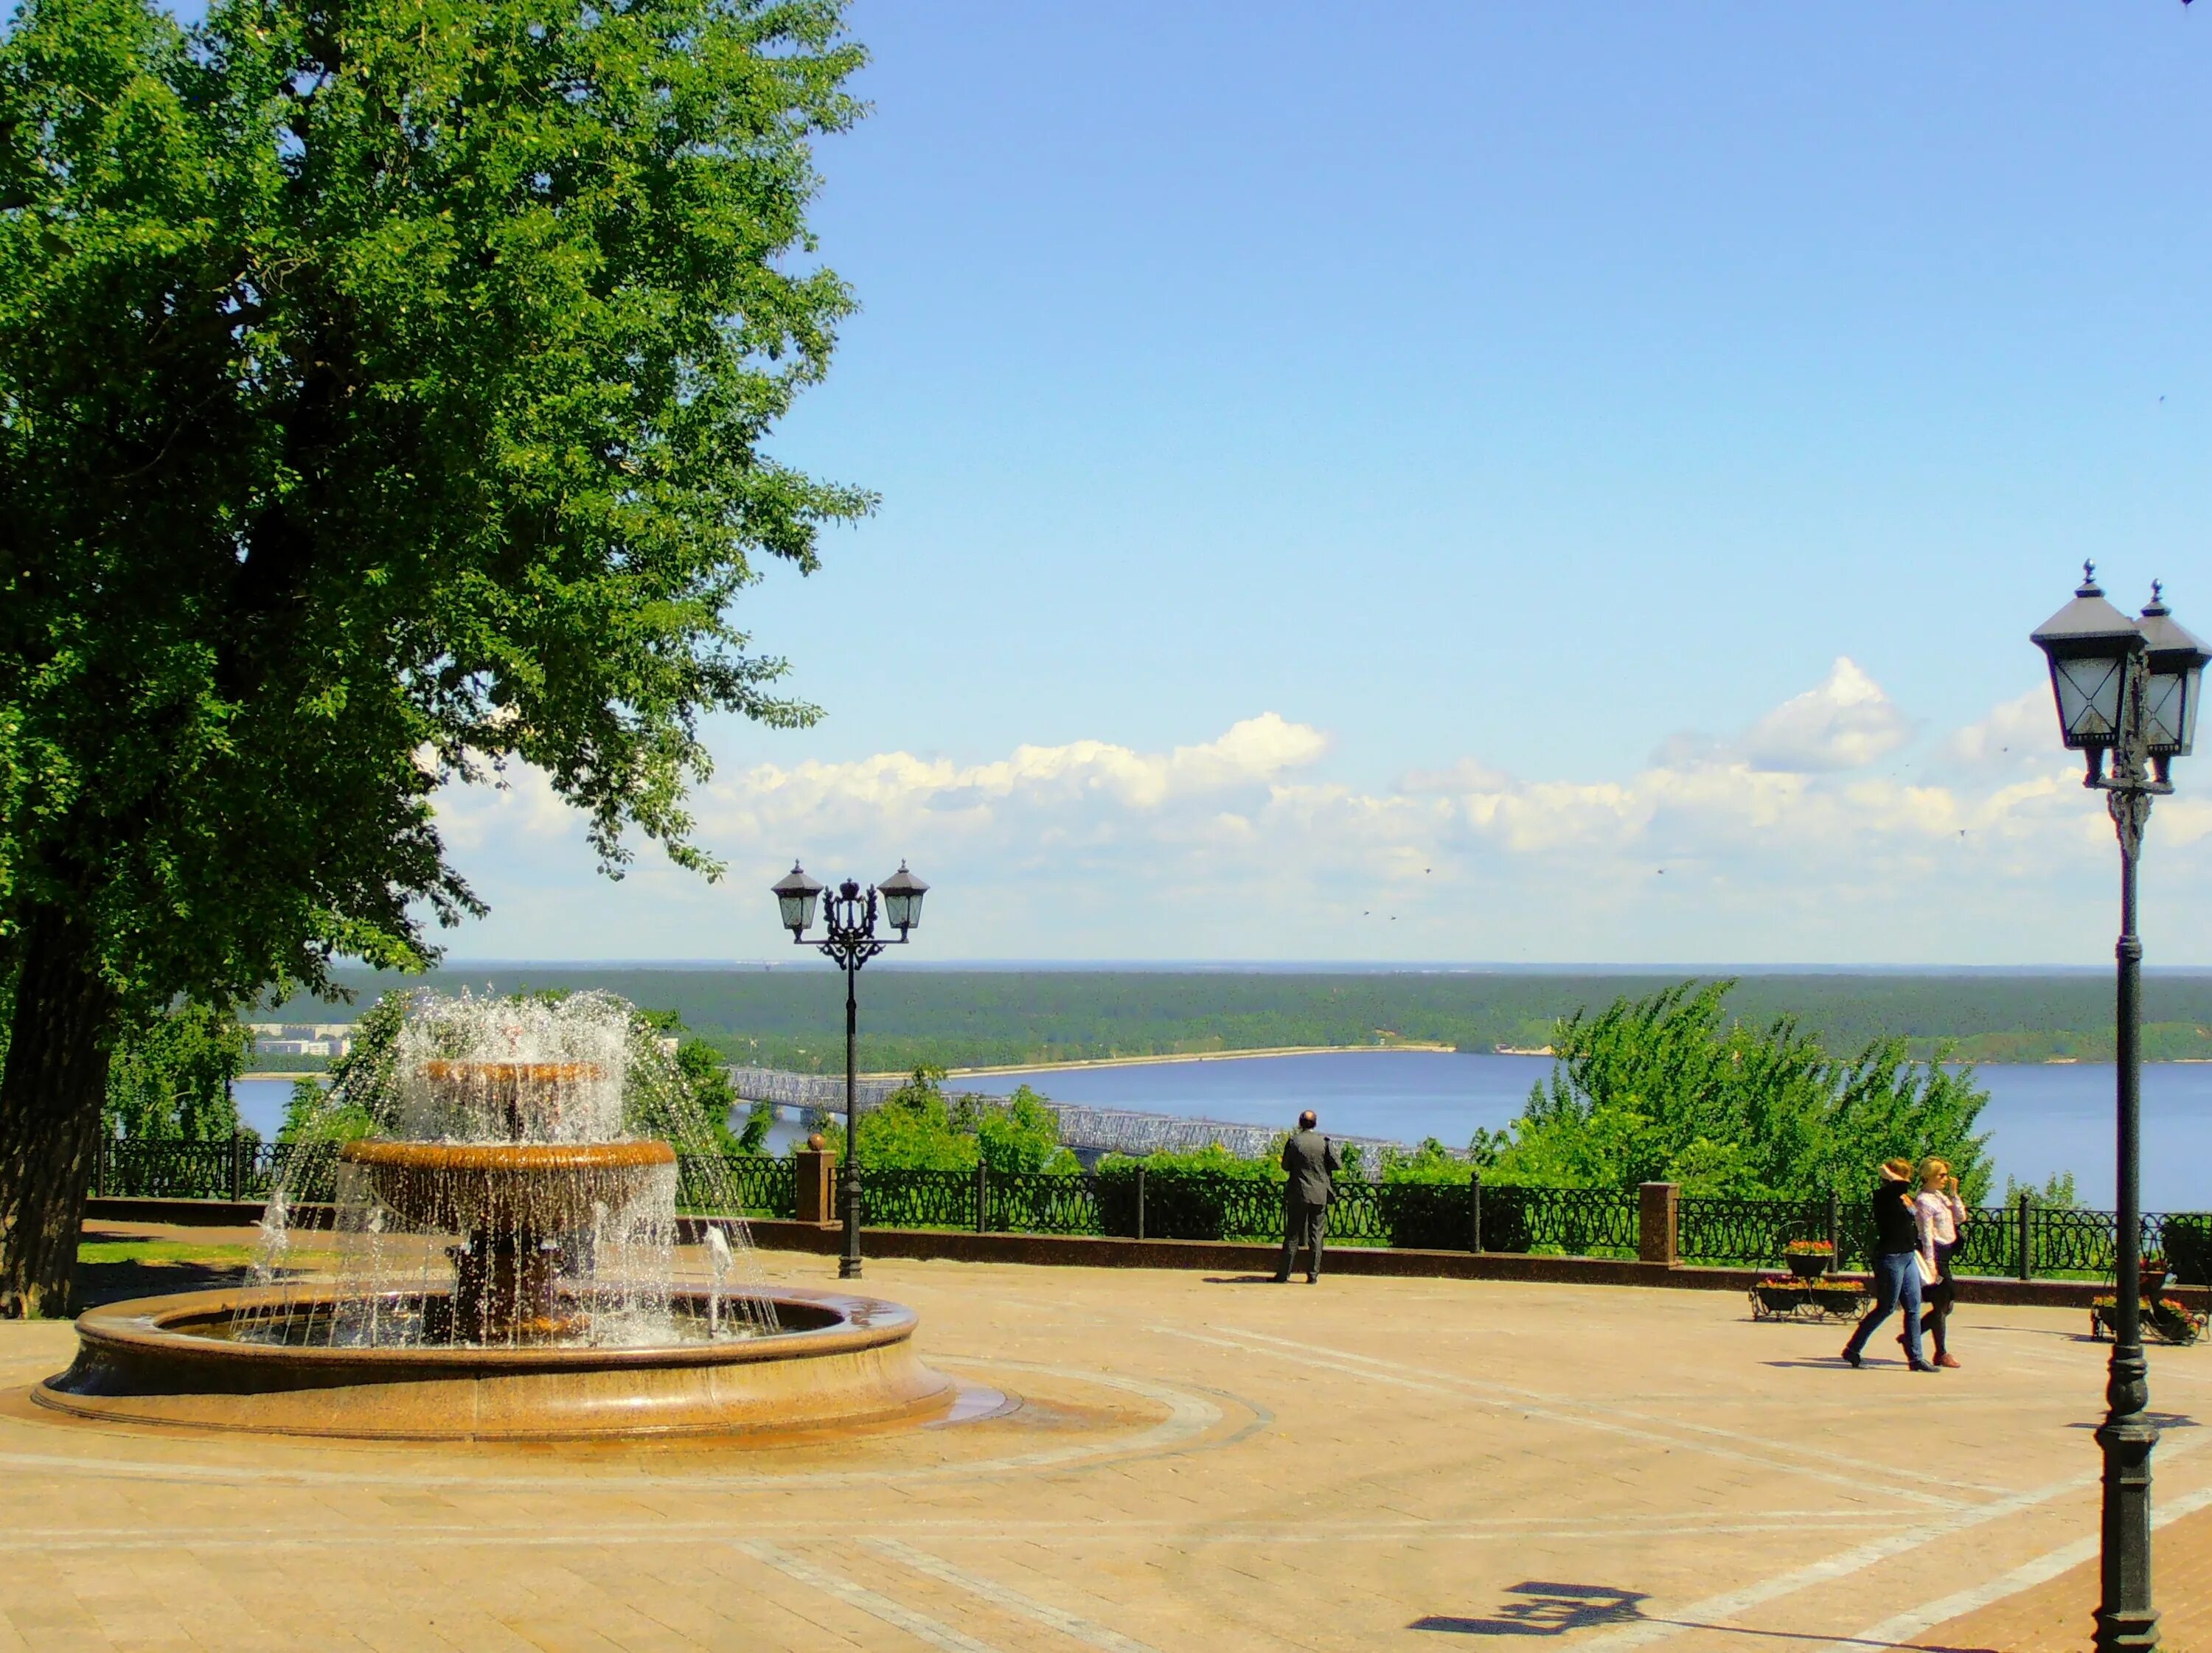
1913, 1250, 1939, 1287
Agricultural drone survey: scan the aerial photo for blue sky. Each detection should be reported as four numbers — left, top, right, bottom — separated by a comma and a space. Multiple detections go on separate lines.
435, 2, 2212, 965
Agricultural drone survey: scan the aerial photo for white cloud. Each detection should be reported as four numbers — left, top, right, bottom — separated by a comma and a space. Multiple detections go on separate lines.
425, 671, 2212, 964
1739, 657, 1913, 773
1940, 686, 2057, 777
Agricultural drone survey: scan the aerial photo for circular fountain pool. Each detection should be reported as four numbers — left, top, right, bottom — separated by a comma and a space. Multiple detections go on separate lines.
36, 1284, 954, 1440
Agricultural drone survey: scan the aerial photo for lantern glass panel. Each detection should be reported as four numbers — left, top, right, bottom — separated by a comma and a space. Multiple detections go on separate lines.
2146, 658, 2204, 756
2144, 671, 2186, 752
778, 888, 818, 934
2051, 654, 2126, 746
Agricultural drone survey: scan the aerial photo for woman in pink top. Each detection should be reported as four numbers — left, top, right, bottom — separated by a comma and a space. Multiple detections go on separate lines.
1910, 1158, 1968, 1369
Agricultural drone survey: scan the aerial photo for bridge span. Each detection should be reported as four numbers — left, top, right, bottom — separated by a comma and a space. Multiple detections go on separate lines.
723, 1065, 1412, 1163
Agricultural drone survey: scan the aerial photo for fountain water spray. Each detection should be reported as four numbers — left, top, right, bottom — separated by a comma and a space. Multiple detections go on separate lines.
242, 990, 777, 1348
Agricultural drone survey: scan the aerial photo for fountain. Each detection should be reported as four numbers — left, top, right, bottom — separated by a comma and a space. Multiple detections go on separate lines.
38, 992, 955, 1440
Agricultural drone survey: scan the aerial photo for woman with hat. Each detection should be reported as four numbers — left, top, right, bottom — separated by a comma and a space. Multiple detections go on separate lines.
1840, 1157, 1935, 1372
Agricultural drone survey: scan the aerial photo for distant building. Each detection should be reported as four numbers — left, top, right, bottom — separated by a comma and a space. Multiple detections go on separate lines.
248, 1023, 355, 1059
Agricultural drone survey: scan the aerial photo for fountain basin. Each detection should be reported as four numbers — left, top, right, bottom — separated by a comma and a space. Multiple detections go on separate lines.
337, 1138, 678, 1232
35, 1285, 956, 1441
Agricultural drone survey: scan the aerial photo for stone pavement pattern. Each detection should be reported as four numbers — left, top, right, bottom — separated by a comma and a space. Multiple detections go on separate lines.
3, 1241, 2210, 1652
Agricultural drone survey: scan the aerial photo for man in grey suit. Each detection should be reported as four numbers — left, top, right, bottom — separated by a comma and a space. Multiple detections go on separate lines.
1274, 1110, 1343, 1283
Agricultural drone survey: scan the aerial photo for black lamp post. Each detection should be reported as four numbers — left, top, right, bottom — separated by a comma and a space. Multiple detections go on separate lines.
2031, 565, 2209, 1653
771, 859, 929, 1280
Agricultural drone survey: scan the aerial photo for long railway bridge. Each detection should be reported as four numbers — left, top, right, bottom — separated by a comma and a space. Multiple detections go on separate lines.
723, 1065, 1411, 1163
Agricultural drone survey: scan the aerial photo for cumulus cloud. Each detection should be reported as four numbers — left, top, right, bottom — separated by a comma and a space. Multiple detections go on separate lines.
1940, 686, 2056, 776
426, 669, 2210, 964
1739, 658, 1913, 772
1649, 658, 1912, 775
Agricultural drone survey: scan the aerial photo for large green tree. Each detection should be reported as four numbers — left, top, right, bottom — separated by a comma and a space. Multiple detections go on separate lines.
0, 0, 869, 1312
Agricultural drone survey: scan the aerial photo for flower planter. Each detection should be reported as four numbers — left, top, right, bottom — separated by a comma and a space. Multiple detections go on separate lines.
1751, 1278, 1870, 1323
1785, 1253, 1831, 1280
2090, 1295, 2205, 1346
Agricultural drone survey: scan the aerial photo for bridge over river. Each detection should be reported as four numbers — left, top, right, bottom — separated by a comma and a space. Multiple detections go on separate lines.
723, 1065, 1412, 1163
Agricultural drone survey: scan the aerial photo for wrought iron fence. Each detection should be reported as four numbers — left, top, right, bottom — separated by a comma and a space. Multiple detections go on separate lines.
97, 1137, 286, 1201
1678, 1197, 1830, 1266
985, 1171, 1103, 1236
677, 1155, 796, 1218
86, 1142, 2212, 1285
861, 1167, 977, 1230
1484, 1186, 1641, 1258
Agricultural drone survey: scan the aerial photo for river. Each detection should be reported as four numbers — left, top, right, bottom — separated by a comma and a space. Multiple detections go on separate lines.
232, 1052, 2212, 1211
955, 1051, 2212, 1211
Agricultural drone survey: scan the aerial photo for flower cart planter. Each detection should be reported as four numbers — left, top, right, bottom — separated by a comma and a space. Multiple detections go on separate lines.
2090, 1296, 2206, 1347
1750, 1276, 1871, 1323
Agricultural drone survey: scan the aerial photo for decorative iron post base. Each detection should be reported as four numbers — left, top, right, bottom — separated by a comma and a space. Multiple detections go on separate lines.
839, 1168, 864, 1281
2095, 1406, 2160, 1652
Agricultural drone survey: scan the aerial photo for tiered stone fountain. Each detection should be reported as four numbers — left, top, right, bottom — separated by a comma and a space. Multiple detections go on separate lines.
38, 993, 953, 1441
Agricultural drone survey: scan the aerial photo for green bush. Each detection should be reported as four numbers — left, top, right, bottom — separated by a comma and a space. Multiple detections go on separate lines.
2165, 1215, 2212, 1287
803, 1069, 1079, 1173
105, 1002, 251, 1143
1490, 981, 1992, 1200
1093, 1146, 1281, 1239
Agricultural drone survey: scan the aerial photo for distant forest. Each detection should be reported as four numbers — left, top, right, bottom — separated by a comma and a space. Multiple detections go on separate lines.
254, 968, 2212, 1075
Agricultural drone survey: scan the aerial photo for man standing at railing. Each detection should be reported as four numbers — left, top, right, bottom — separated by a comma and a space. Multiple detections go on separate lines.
1274, 1111, 1343, 1284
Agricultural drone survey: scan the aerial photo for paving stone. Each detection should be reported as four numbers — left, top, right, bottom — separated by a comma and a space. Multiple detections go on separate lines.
5, 1246, 2211, 1650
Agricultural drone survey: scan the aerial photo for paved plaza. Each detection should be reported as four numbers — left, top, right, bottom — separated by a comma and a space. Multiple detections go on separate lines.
3, 1234, 2211, 1652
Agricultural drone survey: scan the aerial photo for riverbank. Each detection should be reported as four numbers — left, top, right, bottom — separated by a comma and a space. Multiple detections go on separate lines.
934, 1043, 1456, 1079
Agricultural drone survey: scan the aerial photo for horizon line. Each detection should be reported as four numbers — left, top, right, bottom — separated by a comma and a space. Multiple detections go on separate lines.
293, 958, 2212, 975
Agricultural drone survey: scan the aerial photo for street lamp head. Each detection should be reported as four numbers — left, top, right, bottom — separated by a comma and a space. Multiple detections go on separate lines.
2030, 562, 2145, 763
878, 861, 928, 934
771, 862, 823, 939
2136, 582, 2209, 776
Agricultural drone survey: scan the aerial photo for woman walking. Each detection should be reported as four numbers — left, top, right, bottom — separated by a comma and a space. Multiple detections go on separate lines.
1841, 1157, 1935, 1372
1908, 1158, 1967, 1369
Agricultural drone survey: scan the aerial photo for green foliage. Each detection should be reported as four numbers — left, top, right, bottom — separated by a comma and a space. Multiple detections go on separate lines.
1376, 1137, 1470, 1185
854, 1068, 975, 1171
2003, 1169, 2081, 1209
0, 0, 869, 1051
812, 1069, 1080, 1172
1488, 982, 1992, 1200
281, 992, 406, 1141
736, 1099, 775, 1153
673, 1037, 740, 1154
961, 1085, 1079, 1174
1094, 1143, 1284, 1181
103, 1002, 250, 1141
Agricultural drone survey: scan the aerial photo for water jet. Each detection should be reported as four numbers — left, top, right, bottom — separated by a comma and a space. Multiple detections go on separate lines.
40, 992, 954, 1440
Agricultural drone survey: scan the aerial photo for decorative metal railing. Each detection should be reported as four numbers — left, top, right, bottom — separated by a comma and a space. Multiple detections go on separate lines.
1678, 1197, 1831, 1265
1486, 1186, 1643, 1258
676, 1154, 794, 1217
860, 1167, 977, 1231
87, 1141, 2212, 1284
984, 1171, 1104, 1236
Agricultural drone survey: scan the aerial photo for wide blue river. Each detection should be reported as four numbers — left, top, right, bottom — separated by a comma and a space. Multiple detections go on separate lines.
958, 1052, 2212, 1212
234, 1052, 2212, 1211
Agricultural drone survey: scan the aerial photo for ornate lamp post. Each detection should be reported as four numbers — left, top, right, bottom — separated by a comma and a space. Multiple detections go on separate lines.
2031, 565, 2209, 1653
771, 860, 929, 1279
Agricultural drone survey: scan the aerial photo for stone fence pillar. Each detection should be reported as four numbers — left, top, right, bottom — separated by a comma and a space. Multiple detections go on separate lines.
795, 1146, 836, 1226
1638, 1181, 1680, 1267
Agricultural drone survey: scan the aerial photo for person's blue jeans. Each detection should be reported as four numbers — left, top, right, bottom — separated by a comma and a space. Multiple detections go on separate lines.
1844, 1251, 1926, 1366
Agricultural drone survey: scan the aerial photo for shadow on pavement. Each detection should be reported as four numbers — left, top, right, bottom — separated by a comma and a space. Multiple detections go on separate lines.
1411, 1580, 2000, 1649
71, 1259, 257, 1312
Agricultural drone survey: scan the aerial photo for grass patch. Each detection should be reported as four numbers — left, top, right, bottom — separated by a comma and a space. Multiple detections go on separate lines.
77, 1240, 257, 1267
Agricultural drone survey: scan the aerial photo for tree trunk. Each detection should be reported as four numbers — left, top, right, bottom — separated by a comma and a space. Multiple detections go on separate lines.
0, 907, 116, 1318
